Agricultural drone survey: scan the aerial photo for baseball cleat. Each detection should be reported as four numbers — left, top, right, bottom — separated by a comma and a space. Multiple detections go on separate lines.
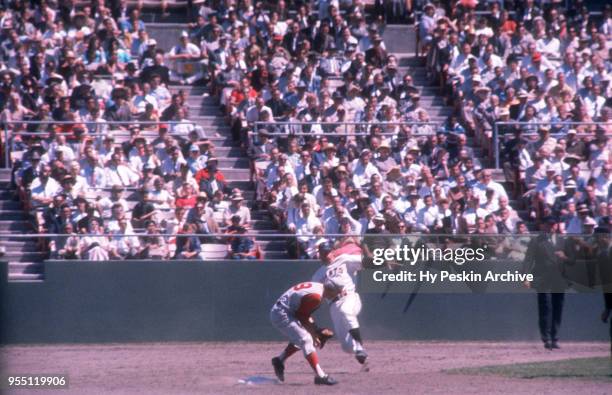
355, 350, 368, 364
314, 375, 338, 385
271, 357, 285, 382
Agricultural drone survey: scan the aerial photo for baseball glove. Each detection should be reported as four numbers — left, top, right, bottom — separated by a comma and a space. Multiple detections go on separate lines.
316, 328, 334, 349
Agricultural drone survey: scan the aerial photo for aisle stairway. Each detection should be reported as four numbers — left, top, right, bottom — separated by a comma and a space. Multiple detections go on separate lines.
174, 85, 288, 259
0, 169, 45, 281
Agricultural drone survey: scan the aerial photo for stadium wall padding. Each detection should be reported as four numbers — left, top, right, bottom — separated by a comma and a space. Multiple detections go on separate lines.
0, 260, 607, 344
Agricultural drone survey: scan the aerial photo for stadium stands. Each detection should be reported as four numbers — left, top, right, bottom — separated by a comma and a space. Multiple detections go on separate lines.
0, 1, 609, 280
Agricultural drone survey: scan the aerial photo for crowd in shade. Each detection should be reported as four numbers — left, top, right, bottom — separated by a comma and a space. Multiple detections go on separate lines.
0, 0, 609, 262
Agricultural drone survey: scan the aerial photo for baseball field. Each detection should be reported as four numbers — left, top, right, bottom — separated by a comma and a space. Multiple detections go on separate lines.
1, 341, 610, 394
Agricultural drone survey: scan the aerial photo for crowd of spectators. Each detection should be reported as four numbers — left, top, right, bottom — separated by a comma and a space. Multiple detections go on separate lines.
1, 0, 262, 260
418, 0, 611, 240
0, 0, 610, 263
217, 0, 610, 258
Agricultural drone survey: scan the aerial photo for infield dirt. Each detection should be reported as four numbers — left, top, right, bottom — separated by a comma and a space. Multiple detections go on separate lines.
1, 341, 610, 394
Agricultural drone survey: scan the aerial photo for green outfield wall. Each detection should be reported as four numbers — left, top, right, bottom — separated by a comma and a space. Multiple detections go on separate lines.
0, 260, 607, 344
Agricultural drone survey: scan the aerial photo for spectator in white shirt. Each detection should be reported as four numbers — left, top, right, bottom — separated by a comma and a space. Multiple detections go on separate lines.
351, 149, 380, 190
110, 218, 142, 259
132, 82, 159, 113
474, 169, 508, 204
105, 153, 139, 187
160, 146, 187, 182
168, 31, 202, 61
30, 164, 61, 208
149, 177, 174, 209
416, 195, 442, 233
288, 202, 322, 242
97, 185, 129, 219
223, 192, 251, 227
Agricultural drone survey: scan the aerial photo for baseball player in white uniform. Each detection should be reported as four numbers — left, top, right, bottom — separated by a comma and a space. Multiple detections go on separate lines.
312, 241, 369, 367
270, 280, 340, 385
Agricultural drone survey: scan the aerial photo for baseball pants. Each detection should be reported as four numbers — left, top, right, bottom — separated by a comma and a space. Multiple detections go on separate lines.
330, 292, 363, 354
270, 304, 316, 356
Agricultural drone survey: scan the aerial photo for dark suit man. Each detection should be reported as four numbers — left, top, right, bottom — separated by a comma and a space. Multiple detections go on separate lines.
594, 227, 612, 354
522, 217, 569, 350
283, 24, 304, 57
365, 36, 387, 68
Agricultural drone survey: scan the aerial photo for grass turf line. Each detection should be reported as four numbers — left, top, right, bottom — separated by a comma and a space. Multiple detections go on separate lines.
445, 357, 612, 382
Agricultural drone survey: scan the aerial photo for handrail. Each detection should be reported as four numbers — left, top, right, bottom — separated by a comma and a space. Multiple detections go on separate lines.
492, 121, 610, 169
0, 232, 549, 239
253, 120, 444, 137
1, 120, 207, 168
2, 120, 201, 125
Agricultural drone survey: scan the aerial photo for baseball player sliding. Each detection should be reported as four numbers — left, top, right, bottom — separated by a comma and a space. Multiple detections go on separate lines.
270, 280, 341, 385
312, 241, 368, 368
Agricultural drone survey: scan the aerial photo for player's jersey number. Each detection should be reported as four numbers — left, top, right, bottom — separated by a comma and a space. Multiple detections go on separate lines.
327, 266, 344, 277
293, 282, 313, 291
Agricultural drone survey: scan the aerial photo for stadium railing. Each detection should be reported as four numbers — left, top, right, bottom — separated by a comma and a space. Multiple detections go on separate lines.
492, 121, 609, 168
253, 121, 444, 137
1, 120, 206, 168
0, 232, 607, 265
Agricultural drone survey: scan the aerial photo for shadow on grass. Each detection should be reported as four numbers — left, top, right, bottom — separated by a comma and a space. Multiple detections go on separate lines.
445, 357, 612, 382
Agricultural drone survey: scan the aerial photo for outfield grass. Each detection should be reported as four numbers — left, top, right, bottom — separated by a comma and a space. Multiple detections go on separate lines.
446, 357, 612, 382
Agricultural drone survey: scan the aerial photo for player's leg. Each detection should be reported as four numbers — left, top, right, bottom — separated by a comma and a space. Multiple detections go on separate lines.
270, 308, 337, 385
290, 320, 337, 385
277, 343, 300, 362
270, 308, 298, 381
330, 302, 354, 354
336, 294, 368, 364
345, 295, 368, 365
271, 343, 299, 382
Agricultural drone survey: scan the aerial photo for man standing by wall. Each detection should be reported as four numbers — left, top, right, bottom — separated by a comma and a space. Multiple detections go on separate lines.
522, 217, 569, 350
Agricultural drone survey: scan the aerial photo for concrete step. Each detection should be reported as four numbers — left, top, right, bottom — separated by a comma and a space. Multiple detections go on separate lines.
185, 96, 219, 105
8, 261, 44, 274
0, 190, 16, 200
186, 116, 228, 126
0, 210, 31, 221
251, 210, 270, 220
188, 106, 223, 116
169, 86, 214, 99
220, 168, 250, 180
411, 97, 447, 106
211, 146, 243, 156
227, 180, 252, 191
190, 136, 237, 147
0, 220, 33, 232
211, 157, 249, 168
398, 56, 426, 67
5, 252, 47, 263
250, 219, 276, 230
0, 240, 38, 252
7, 272, 44, 282
258, 240, 288, 249
0, 200, 22, 210
382, 25, 416, 53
